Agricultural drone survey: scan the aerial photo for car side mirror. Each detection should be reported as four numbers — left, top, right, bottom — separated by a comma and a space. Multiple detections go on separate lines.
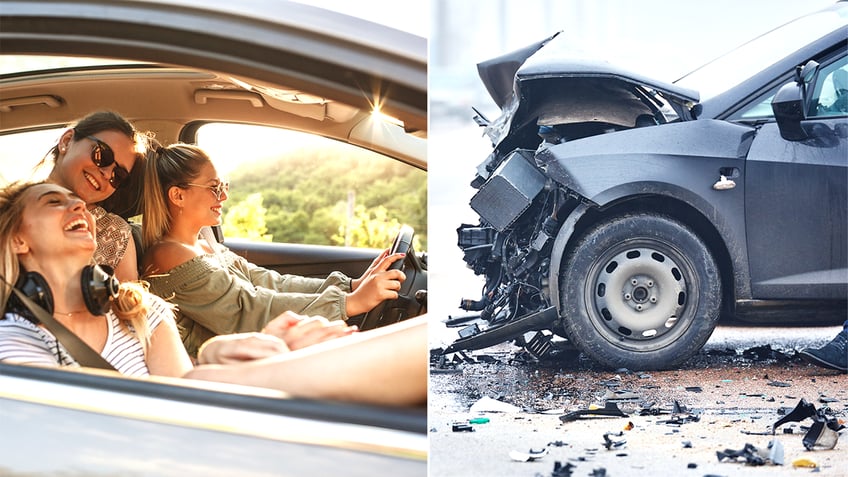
772, 60, 819, 141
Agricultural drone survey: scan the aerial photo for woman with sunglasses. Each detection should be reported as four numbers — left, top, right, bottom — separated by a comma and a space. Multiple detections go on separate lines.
40, 111, 147, 282
141, 143, 408, 357
0, 181, 426, 405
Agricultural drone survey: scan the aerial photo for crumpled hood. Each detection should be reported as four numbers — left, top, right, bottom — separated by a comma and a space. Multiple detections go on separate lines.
476, 32, 560, 109
477, 32, 699, 111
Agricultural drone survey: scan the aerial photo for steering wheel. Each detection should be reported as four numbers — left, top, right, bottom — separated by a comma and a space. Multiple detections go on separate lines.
357, 225, 417, 330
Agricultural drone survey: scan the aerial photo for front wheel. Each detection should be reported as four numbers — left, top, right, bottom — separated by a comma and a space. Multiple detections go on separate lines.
559, 213, 721, 370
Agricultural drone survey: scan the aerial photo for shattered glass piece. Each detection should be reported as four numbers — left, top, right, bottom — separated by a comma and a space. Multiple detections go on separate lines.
767, 380, 791, 387
469, 396, 521, 414
560, 401, 628, 423
684, 386, 702, 392
509, 447, 548, 462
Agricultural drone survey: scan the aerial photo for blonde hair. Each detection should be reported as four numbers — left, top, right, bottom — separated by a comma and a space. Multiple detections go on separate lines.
0, 181, 155, 353
0, 181, 30, 308
112, 280, 154, 355
142, 142, 212, 250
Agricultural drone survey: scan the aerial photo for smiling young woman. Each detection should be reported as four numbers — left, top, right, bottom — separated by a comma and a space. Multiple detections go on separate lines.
140, 142, 408, 357
40, 111, 150, 282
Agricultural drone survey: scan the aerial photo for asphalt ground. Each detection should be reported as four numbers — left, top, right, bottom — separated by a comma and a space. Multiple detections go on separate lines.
428, 324, 848, 477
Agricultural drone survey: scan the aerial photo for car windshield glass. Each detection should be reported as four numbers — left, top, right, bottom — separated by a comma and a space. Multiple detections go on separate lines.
675, 7, 846, 100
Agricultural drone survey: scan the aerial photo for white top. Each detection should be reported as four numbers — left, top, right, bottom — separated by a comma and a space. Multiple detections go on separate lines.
0, 295, 171, 377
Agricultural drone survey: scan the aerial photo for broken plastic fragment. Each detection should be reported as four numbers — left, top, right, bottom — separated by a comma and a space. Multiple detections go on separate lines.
804, 420, 839, 450
508, 447, 547, 462
716, 443, 767, 466
602, 431, 627, 450
550, 461, 575, 477
451, 422, 474, 432
766, 439, 784, 466
560, 401, 628, 423
792, 458, 818, 469
771, 398, 842, 450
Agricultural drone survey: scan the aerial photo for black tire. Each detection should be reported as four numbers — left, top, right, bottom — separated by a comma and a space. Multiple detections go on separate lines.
559, 213, 721, 370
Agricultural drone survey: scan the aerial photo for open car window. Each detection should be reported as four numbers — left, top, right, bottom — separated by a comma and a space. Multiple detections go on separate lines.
195, 122, 427, 250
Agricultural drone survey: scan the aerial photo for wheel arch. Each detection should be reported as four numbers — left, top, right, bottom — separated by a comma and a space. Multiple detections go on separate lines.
550, 194, 741, 318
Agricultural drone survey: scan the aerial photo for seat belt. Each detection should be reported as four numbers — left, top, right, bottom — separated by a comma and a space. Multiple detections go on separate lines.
8, 286, 117, 371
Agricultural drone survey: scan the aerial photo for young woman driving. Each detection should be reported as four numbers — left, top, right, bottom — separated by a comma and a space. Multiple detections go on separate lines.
141, 143, 408, 356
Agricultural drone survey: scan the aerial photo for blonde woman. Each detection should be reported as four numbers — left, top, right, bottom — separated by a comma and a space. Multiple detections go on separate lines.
141, 143, 407, 356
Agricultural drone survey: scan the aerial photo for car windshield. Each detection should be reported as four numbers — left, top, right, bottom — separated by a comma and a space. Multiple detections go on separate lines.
675, 6, 847, 100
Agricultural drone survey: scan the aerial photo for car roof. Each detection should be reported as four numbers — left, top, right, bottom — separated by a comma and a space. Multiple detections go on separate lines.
0, 0, 427, 133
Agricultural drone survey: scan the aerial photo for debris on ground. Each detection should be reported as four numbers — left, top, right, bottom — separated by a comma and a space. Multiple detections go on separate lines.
542, 461, 575, 477
451, 422, 474, 432
791, 457, 819, 469
716, 440, 784, 466
772, 398, 843, 450
601, 431, 627, 450
559, 402, 628, 423
508, 447, 547, 462
469, 396, 521, 414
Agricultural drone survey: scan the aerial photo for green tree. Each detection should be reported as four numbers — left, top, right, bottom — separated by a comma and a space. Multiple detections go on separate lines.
222, 192, 272, 242
224, 144, 427, 250
334, 204, 402, 248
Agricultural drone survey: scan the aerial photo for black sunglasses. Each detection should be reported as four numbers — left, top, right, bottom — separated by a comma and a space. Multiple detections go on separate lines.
85, 135, 130, 189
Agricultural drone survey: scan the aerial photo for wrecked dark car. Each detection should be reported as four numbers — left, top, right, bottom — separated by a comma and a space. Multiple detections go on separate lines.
449, 3, 847, 370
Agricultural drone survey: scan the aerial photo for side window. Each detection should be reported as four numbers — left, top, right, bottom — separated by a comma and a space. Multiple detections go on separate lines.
809, 55, 848, 117
195, 123, 427, 250
734, 91, 777, 120
0, 128, 63, 185
731, 55, 848, 121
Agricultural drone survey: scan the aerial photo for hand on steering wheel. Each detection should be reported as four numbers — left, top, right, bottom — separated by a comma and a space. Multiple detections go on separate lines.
346, 250, 407, 316
354, 225, 415, 329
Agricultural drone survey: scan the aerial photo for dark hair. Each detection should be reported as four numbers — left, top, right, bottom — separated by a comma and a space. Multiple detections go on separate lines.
40, 111, 151, 219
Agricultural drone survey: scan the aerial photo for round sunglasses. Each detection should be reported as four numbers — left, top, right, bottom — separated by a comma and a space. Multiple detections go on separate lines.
183, 181, 230, 200
83, 135, 130, 189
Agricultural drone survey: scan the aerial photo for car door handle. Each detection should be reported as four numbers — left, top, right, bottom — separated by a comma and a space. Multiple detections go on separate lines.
713, 167, 739, 190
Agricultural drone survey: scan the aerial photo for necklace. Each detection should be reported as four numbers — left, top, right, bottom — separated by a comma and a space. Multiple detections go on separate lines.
52, 309, 88, 317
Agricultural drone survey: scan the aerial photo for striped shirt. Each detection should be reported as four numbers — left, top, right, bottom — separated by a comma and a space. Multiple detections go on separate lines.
0, 295, 171, 377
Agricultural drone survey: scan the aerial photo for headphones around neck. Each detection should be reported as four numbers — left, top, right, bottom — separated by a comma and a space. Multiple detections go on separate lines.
6, 264, 119, 320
